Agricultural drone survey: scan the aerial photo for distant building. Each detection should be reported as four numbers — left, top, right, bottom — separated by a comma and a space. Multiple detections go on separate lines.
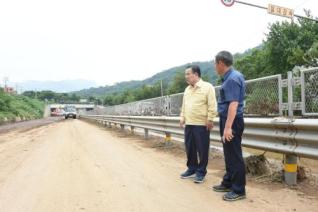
79, 99, 88, 103
4, 87, 16, 94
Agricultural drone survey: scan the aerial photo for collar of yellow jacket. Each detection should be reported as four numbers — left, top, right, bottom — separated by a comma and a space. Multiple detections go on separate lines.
190, 79, 203, 89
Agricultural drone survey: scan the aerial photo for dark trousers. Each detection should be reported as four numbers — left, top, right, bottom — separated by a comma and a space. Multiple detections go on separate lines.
184, 125, 210, 177
219, 116, 246, 194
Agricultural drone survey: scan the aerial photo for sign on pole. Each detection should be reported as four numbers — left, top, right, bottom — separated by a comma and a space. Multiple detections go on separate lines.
221, 0, 315, 22
267, 4, 294, 18
221, 0, 235, 7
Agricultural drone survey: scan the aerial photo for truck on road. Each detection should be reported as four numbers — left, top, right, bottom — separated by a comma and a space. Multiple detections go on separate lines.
64, 106, 77, 119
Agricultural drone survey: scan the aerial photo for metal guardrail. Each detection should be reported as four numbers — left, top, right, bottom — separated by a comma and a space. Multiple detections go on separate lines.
80, 115, 318, 160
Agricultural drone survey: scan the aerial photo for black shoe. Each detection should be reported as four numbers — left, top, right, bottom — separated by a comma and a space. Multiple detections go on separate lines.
180, 170, 195, 179
213, 184, 231, 192
194, 175, 205, 183
223, 191, 246, 201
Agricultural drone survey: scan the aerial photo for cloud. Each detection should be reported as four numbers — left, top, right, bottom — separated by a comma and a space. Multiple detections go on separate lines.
0, 0, 317, 86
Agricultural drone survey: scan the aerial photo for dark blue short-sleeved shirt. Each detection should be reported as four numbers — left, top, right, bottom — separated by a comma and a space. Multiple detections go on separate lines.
217, 68, 245, 118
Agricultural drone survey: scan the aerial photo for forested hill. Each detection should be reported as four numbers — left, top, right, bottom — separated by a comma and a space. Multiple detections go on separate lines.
74, 61, 218, 97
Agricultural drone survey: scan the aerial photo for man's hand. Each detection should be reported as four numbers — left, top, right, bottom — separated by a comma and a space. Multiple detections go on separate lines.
223, 127, 233, 143
180, 117, 185, 128
223, 101, 238, 143
206, 120, 213, 131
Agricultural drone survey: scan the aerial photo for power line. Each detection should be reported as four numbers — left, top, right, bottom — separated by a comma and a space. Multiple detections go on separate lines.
232, 0, 318, 22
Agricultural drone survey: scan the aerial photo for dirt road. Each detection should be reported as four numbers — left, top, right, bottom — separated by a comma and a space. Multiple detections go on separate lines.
0, 119, 317, 212
0, 117, 63, 134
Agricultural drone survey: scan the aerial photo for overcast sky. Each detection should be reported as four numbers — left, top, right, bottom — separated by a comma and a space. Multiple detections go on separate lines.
0, 0, 317, 87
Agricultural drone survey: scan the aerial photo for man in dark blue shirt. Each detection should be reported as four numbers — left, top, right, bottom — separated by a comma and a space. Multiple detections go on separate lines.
212, 51, 246, 201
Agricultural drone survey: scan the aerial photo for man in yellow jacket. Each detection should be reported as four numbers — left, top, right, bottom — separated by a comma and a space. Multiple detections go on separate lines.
180, 65, 217, 183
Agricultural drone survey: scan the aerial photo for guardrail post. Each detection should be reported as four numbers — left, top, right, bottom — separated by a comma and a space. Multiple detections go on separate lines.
130, 126, 135, 134
108, 122, 112, 128
282, 71, 298, 185
120, 124, 125, 131
165, 132, 172, 144
144, 129, 149, 140
284, 154, 298, 185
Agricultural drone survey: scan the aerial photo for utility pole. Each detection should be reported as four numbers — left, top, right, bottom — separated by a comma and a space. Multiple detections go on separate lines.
160, 80, 164, 97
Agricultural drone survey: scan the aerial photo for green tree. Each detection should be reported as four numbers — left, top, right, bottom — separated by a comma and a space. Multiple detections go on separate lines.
304, 41, 318, 66
167, 70, 187, 94
235, 11, 318, 79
